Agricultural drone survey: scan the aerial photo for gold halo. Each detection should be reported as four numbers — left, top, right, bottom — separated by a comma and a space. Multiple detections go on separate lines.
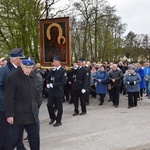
46, 23, 66, 44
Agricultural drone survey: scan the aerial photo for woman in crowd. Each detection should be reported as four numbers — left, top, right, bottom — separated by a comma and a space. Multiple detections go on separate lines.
94, 65, 108, 105
90, 66, 97, 98
135, 63, 145, 100
124, 65, 141, 108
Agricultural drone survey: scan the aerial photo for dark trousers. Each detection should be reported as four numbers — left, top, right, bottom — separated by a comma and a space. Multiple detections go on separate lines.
0, 111, 9, 150
68, 88, 74, 104
128, 92, 138, 107
73, 90, 86, 113
0, 112, 25, 150
99, 94, 105, 104
85, 91, 89, 105
108, 89, 112, 100
91, 85, 96, 98
138, 88, 144, 98
111, 86, 120, 106
47, 97, 63, 123
5, 122, 40, 150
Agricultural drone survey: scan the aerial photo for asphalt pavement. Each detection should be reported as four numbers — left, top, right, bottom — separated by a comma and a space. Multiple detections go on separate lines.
24, 93, 150, 150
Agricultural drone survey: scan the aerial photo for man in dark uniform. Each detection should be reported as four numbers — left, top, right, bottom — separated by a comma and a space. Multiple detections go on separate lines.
72, 58, 89, 116
4, 58, 40, 150
47, 56, 67, 127
83, 61, 91, 105
0, 48, 26, 150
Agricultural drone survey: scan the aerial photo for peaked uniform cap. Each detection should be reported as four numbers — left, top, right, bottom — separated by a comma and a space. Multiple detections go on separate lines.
78, 58, 84, 62
53, 56, 61, 62
22, 57, 35, 66
9, 48, 25, 58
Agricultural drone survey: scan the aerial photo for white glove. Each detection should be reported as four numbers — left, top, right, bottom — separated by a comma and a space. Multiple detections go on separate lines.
47, 84, 50, 88
47, 83, 53, 88
134, 81, 136, 84
49, 83, 53, 88
81, 89, 86, 94
52, 67, 56, 71
127, 82, 130, 85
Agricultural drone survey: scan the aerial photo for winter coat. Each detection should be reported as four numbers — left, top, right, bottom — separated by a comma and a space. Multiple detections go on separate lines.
94, 70, 108, 94
108, 68, 123, 87
136, 68, 145, 89
124, 72, 141, 92
0, 61, 17, 112
34, 69, 44, 108
4, 67, 39, 125
143, 66, 150, 77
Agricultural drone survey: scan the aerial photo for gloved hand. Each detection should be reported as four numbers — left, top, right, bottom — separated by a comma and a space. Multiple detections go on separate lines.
47, 84, 51, 88
129, 81, 134, 85
52, 67, 56, 71
47, 83, 53, 88
49, 83, 53, 88
81, 89, 86, 94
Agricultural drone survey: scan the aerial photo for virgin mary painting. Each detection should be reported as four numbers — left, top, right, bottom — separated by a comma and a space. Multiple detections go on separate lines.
44, 23, 66, 62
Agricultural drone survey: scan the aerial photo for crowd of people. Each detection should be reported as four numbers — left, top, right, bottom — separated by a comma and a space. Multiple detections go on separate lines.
60, 60, 150, 109
0, 48, 150, 150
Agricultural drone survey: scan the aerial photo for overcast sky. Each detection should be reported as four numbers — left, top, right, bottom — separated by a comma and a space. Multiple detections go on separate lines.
108, 0, 150, 35
58, 0, 150, 35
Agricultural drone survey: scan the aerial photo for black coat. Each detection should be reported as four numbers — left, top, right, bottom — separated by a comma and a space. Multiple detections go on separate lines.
4, 67, 39, 125
34, 69, 44, 108
109, 69, 123, 87
72, 67, 89, 91
0, 61, 17, 112
47, 67, 67, 97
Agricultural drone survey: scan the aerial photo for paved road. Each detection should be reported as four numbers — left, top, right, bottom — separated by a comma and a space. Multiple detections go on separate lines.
24, 94, 150, 150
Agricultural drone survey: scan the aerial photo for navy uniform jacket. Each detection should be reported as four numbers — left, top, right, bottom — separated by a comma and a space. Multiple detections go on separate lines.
72, 67, 89, 91
47, 67, 67, 97
0, 61, 17, 112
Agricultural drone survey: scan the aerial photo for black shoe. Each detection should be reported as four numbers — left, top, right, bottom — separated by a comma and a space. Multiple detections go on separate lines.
73, 112, 79, 116
79, 112, 86, 115
99, 103, 103, 106
115, 105, 118, 108
53, 122, 62, 127
49, 119, 55, 124
108, 100, 112, 102
128, 106, 132, 109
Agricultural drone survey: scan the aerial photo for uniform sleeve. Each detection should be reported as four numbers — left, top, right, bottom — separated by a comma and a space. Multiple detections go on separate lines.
4, 76, 16, 117
83, 69, 89, 89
